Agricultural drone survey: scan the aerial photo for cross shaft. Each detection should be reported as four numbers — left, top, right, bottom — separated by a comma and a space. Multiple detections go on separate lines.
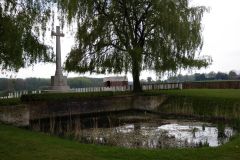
52, 26, 64, 76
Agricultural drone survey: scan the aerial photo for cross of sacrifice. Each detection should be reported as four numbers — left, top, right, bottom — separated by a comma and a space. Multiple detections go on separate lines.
52, 26, 65, 76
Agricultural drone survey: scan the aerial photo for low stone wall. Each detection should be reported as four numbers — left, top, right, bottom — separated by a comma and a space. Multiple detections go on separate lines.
29, 95, 167, 120
0, 105, 29, 126
1, 93, 239, 128
183, 81, 240, 89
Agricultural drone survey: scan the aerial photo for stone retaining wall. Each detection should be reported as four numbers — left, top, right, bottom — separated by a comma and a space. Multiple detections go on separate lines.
29, 95, 167, 120
0, 105, 29, 126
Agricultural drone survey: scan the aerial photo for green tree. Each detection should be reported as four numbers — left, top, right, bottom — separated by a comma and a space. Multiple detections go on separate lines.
57, 0, 211, 92
228, 70, 237, 80
206, 71, 216, 80
0, 1, 54, 72
194, 73, 206, 81
216, 72, 229, 80
147, 77, 152, 83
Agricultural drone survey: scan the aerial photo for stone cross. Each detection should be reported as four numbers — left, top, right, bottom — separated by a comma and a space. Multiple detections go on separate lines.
49, 26, 70, 92
52, 26, 64, 76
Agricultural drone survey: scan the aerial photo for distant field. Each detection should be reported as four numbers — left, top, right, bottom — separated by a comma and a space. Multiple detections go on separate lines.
145, 89, 240, 100
193, 80, 240, 82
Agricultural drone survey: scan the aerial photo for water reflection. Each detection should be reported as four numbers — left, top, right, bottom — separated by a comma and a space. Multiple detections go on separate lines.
78, 121, 235, 149
158, 123, 233, 147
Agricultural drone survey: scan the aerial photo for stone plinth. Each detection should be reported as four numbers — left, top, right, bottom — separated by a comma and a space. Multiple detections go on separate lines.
47, 26, 71, 92
50, 75, 70, 91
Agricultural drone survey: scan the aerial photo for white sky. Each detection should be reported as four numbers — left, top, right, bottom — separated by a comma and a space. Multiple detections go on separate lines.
2, 0, 240, 80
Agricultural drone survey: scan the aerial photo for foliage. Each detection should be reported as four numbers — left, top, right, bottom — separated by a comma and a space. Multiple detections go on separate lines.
0, 98, 21, 106
67, 77, 103, 88
53, 0, 211, 92
215, 72, 229, 80
0, 0, 211, 92
229, 70, 238, 80
0, 77, 103, 91
194, 73, 206, 81
1, 123, 240, 160
0, 0, 54, 71
166, 71, 240, 82
162, 95, 240, 120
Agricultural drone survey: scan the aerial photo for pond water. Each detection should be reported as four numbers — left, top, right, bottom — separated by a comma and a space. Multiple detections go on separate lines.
78, 120, 235, 149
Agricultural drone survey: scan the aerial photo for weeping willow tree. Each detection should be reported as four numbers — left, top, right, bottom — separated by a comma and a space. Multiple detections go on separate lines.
56, 0, 211, 92
0, 0, 54, 72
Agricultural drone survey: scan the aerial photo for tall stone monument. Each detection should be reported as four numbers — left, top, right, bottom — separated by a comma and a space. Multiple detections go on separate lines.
50, 26, 70, 91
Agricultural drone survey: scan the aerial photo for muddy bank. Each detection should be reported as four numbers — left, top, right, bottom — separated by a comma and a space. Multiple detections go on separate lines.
0, 105, 29, 126
158, 96, 240, 120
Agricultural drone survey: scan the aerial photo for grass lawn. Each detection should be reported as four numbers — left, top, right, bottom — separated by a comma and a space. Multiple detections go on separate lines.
0, 98, 21, 106
6, 89, 240, 103
144, 89, 240, 100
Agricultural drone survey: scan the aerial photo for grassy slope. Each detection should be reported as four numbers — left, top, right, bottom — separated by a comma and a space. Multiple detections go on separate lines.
0, 98, 21, 106
0, 124, 240, 160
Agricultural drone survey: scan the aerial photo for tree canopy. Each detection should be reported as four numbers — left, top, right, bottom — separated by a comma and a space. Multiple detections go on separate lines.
0, 0, 54, 72
166, 71, 240, 82
1, 0, 212, 92
56, 0, 211, 92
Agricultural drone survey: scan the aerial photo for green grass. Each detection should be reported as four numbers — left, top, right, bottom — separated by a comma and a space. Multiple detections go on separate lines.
144, 89, 240, 100
20, 89, 240, 102
0, 98, 21, 106
0, 123, 240, 160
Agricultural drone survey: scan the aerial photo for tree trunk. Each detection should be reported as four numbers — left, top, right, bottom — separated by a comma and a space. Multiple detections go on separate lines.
132, 58, 142, 93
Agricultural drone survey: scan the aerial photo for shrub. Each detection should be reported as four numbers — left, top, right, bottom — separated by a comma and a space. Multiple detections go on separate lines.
0, 98, 21, 106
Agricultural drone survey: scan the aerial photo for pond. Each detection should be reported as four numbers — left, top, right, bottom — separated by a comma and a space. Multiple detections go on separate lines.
30, 109, 238, 149
73, 119, 236, 149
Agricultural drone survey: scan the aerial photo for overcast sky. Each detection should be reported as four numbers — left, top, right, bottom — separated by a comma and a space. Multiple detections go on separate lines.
2, 0, 240, 80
